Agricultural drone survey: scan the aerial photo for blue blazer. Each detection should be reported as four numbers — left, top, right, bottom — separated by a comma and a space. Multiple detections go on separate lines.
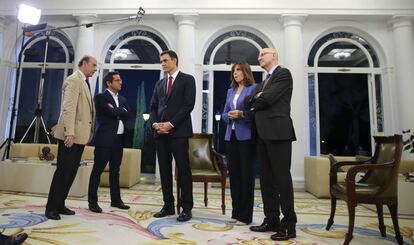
222, 84, 257, 141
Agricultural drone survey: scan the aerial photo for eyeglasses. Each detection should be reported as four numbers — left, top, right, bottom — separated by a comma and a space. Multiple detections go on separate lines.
259, 52, 275, 57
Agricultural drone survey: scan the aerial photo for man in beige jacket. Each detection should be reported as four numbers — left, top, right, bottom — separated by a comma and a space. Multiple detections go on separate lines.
45, 55, 96, 220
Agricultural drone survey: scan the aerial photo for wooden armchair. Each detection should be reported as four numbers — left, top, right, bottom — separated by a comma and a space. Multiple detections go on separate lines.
326, 135, 404, 245
176, 133, 227, 214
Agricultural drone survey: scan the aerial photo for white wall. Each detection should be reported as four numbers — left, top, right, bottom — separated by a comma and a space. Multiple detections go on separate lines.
1, 0, 413, 15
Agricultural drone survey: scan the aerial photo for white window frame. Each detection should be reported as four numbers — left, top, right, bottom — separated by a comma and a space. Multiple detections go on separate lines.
202, 36, 265, 133
100, 36, 165, 92
308, 37, 384, 155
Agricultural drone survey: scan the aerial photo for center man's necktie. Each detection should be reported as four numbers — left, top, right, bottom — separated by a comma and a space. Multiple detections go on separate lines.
262, 73, 271, 90
167, 76, 173, 96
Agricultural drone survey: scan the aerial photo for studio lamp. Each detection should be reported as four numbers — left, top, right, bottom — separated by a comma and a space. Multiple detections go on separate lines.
1, 3, 43, 159
18, 4, 41, 25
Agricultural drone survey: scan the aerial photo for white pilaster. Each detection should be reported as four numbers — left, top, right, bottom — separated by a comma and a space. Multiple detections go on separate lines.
73, 14, 96, 63
391, 16, 414, 135
174, 13, 201, 132
0, 16, 5, 66
73, 14, 96, 91
281, 14, 307, 187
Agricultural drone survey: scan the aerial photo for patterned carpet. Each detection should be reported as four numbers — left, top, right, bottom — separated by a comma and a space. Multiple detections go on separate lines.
1, 180, 413, 244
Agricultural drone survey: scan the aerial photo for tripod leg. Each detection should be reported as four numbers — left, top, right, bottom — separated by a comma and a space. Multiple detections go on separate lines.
39, 116, 51, 144
0, 138, 9, 149
20, 116, 37, 143
1, 138, 12, 160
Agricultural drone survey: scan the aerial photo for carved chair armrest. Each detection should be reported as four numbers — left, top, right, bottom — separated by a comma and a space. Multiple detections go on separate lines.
346, 162, 394, 182
212, 149, 227, 174
329, 160, 372, 185
344, 162, 394, 197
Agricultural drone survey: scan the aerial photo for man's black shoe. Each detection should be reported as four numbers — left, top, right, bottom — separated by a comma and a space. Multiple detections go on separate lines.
177, 211, 192, 222
110, 202, 130, 210
89, 203, 103, 213
249, 220, 279, 232
0, 232, 28, 245
45, 210, 61, 220
59, 206, 75, 215
153, 207, 175, 218
270, 229, 296, 241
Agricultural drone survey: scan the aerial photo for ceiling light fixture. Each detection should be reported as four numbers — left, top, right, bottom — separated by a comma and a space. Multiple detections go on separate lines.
333, 51, 351, 59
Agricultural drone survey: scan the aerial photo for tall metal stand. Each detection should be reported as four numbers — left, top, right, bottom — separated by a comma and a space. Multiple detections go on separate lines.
216, 120, 220, 151
0, 27, 26, 160
20, 31, 52, 143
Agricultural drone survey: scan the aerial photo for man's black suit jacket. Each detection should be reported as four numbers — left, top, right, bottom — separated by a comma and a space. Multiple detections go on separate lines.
247, 66, 296, 141
92, 90, 131, 147
150, 71, 196, 138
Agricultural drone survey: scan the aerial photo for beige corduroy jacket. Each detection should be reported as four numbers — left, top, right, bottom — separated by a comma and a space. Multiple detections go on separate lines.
52, 70, 94, 145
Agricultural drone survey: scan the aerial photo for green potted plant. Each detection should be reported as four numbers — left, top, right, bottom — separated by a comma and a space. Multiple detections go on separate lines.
403, 129, 414, 153
402, 129, 414, 181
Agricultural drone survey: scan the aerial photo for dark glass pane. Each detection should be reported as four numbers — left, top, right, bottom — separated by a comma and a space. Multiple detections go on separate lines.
16, 68, 41, 126
202, 92, 209, 133
53, 31, 75, 63
15, 68, 64, 143
42, 69, 65, 127
318, 42, 368, 67
111, 39, 160, 64
318, 73, 371, 156
375, 75, 384, 132
253, 72, 263, 84
204, 30, 268, 65
116, 69, 160, 116
115, 69, 160, 173
213, 40, 260, 65
105, 30, 168, 63
23, 39, 65, 63
213, 71, 231, 154
308, 73, 317, 156
22, 31, 74, 63
201, 71, 210, 133
308, 32, 379, 67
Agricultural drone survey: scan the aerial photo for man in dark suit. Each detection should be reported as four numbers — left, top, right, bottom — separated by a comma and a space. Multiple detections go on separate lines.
88, 71, 131, 213
247, 48, 297, 241
46, 55, 96, 220
150, 50, 196, 222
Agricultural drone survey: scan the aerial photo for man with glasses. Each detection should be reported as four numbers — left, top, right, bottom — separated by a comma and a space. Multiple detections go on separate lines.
247, 48, 297, 241
88, 71, 131, 213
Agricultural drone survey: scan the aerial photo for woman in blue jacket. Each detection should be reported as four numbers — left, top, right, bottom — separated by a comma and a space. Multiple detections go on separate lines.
222, 61, 257, 224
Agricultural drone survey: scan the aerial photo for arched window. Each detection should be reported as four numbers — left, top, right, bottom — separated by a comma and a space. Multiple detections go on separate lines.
202, 30, 269, 152
15, 30, 74, 143
101, 29, 168, 173
307, 32, 383, 156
